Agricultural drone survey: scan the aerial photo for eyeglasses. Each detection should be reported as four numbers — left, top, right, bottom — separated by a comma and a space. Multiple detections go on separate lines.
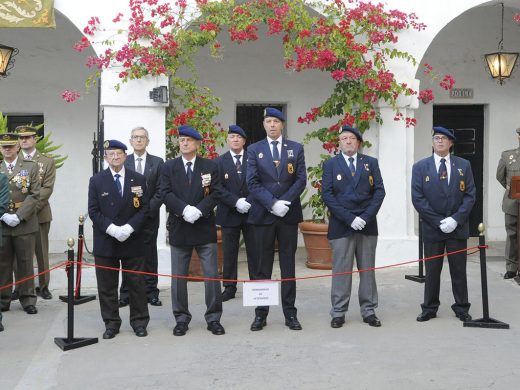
432, 136, 449, 142
131, 135, 147, 140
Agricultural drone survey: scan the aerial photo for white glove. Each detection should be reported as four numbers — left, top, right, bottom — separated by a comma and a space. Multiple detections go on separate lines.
116, 224, 134, 242
235, 198, 251, 214
350, 216, 366, 231
271, 200, 291, 217
440, 217, 457, 234
1, 213, 20, 227
183, 205, 202, 224
106, 223, 119, 238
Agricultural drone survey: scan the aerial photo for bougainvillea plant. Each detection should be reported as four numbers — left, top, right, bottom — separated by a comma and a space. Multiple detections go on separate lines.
71, 0, 455, 221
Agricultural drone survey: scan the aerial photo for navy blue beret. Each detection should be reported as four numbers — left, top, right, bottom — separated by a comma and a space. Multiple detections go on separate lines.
264, 107, 285, 122
433, 126, 456, 141
340, 125, 363, 142
103, 139, 127, 151
179, 125, 202, 140
228, 125, 246, 138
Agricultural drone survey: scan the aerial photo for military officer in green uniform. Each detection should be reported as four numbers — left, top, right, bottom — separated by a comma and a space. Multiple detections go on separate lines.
14, 126, 56, 299
0, 171, 9, 331
496, 127, 520, 280
0, 133, 40, 314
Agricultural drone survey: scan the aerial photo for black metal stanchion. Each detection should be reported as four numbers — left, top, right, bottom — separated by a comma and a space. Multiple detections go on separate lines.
55, 238, 98, 351
464, 223, 509, 329
405, 217, 426, 283
59, 215, 96, 305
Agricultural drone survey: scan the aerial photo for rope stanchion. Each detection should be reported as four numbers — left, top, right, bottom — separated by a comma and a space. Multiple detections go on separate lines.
405, 217, 426, 283
464, 223, 509, 329
59, 215, 96, 305
55, 238, 98, 351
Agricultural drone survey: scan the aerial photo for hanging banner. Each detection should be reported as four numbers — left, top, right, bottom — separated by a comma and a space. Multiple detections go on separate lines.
0, 0, 55, 28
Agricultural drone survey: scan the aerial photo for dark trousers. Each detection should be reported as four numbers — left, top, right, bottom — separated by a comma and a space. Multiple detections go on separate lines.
120, 227, 160, 300
95, 255, 149, 331
422, 239, 470, 315
252, 220, 298, 319
221, 223, 256, 290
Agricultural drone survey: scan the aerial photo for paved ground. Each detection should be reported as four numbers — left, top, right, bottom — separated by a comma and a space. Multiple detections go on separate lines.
1, 239, 519, 389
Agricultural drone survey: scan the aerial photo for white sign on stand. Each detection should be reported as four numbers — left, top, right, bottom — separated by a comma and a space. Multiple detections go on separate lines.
242, 281, 279, 307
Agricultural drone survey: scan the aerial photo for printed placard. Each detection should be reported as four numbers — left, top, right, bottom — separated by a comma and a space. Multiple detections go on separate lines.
242, 281, 279, 307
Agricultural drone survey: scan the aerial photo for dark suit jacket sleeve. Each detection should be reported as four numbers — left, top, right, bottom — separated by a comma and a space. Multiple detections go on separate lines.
280, 143, 307, 202
149, 156, 164, 214
0, 174, 8, 215
451, 161, 476, 224
88, 175, 113, 233
411, 162, 446, 228
322, 158, 356, 225
246, 146, 276, 209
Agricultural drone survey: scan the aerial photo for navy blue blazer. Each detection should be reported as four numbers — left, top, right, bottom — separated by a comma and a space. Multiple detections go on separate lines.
246, 138, 306, 225
125, 153, 164, 229
88, 168, 149, 258
411, 155, 476, 242
215, 151, 251, 227
160, 156, 221, 246
322, 153, 385, 240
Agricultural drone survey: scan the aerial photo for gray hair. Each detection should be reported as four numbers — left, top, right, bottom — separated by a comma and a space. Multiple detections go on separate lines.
131, 126, 149, 138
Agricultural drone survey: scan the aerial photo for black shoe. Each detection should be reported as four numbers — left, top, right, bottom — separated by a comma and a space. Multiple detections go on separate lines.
221, 288, 236, 302
207, 321, 225, 335
103, 328, 119, 339
134, 327, 148, 337
250, 316, 267, 331
416, 311, 437, 322
456, 312, 472, 322
0, 320, 3, 332
285, 316, 302, 330
331, 317, 345, 328
148, 297, 162, 306
24, 305, 38, 315
173, 322, 189, 336
363, 314, 381, 327
118, 298, 129, 307
504, 271, 517, 279
40, 287, 53, 300
10, 290, 19, 301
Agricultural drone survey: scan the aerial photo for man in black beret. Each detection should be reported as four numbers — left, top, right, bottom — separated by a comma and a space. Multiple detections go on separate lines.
88, 139, 150, 339
412, 126, 476, 323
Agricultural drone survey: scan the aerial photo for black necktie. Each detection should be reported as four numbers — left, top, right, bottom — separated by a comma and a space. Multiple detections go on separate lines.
114, 174, 123, 197
235, 155, 242, 178
271, 141, 280, 173
186, 161, 193, 184
348, 157, 356, 176
439, 158, 448, 185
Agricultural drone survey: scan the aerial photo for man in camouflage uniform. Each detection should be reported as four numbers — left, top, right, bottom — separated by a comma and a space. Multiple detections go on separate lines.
496, 127, 520, 280
0, 133, 40, 314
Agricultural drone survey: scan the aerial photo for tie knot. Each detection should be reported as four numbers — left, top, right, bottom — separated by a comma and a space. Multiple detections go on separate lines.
235, 155, 241, 160
349, 157, 354, 163
137, 157, 142, 162
440, 158, 446, 163
115, 174, 120, 179
186, 161, 192, 167
271, 141, 278, 147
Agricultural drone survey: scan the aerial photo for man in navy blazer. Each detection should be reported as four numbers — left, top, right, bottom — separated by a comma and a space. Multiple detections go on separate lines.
88, 139, 150, 339
322, 125, 385, 328
215, 125, 256, 301
160, 125, 225, 336
412, 126, 476, 323
119, 126, 164, 307
246, 107, 307, 331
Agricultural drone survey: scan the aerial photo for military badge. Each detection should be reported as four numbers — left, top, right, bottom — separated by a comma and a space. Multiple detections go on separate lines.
425, 176, 430, 182
101, 192, 109, 197
369, 175, 374, 187
288, 163, 294, 174
364, 163, 370, 172
13, 170, 30, 193
337, 174, 342, 181
258, 153, 264, 159
201, 173, 211, 197
224, 173, 229, 180
103, 140, 110, 149
8, 200, 15, 212
460, 180, 465, 192
287, 150, 294, 158
130, 186, 143, 197
458, 168, 464, 176
133, 196, 140, 208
